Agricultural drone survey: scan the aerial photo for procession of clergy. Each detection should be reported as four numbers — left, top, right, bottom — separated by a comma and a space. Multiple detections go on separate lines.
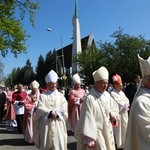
2, 54, 150, 150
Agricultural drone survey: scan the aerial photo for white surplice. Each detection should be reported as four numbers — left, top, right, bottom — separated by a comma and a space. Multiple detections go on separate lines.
75, 88, 118, 150
124, 87, 150, 150
110, 88, 129, 149
33, 90, 68, 150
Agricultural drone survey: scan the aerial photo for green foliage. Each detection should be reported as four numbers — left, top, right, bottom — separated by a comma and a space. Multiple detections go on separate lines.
5, 67, 21, 86
21, 59, 35, 85
45, 50, 56, 75
35, 50, 57, 87
5, 28, 150, 87
15, 0, 39, 27
5, 59, 35, 86
0, 61, 5, 81
0, 17, 27, 57
77, 45, 104, 84
12, 67, 21, 84
78, 28, 150, 84
101, 28, 150, 82
35, 55, 46, 87
0, 0, 39, 57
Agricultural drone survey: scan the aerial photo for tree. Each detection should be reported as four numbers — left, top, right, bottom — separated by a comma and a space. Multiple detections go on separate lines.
0, 61, 4, 80
5, 67, 21, 86
21, 59, 35, 85
77, 45, 104, 85
77, 28, 150, 85
0, 0, 39, 57
11, 67, 21, 85
6, 59, 35, 86
101, 28, 150, 82
45, 50, 56, 75
35, 55, 46, 87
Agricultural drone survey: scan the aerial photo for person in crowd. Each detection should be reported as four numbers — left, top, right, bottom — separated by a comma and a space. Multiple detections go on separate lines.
107, 83, 113, 92
124, 55, 150, 150
33, 70, 68, 150
59, 86, 66, 96
84, 86, 90, 94
23, 80, 40, 144
64, 86, 72, 101
75, 66, 118, 150
110, 74, 129, 150
12, 84, 27, 133
0, 87, 6, 123
88, 84, 93, 92
68, 73, 86, 133
5, 87, 17, 127
39, 87, 47, 94
122, 82, 127, 92
125, 74, 140, 106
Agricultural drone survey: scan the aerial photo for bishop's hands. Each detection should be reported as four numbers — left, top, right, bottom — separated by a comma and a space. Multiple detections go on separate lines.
83, 136, 96, 148
48, 111, 58, 118
48, 109, 64, 120
109, 113, 118, 128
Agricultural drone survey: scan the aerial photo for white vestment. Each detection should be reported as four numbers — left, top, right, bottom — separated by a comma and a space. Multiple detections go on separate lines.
124, 87, 150, 150
75, 88, 118, 150
110, 88, 129, 148
33, 90, 68, 150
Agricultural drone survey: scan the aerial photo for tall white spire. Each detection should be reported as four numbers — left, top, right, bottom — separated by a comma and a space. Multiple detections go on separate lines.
72, 0, 82, 75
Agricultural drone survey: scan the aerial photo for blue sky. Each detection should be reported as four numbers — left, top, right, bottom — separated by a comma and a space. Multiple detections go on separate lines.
1, 0, 150, 76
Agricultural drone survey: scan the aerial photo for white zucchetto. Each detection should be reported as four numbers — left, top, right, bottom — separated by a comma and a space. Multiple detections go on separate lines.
30, 80, 39, 89
45, 70, 58, 83
73, 73, 81, 84
138, 54, 150, 77
93, 66, 109, 82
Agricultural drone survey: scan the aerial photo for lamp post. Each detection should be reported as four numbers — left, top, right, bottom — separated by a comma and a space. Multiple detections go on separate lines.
47, 28, 65, 75
55, 54, 64, 74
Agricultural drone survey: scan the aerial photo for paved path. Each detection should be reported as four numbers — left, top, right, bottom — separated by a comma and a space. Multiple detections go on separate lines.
0, 120, 77, 150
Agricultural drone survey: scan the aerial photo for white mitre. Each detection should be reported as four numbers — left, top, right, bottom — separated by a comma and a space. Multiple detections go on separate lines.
45, 70, 58, 83
30, 80, 39, 89
138, 54, 150, 77
93, 66, 109, 82
73, 73, 81, 84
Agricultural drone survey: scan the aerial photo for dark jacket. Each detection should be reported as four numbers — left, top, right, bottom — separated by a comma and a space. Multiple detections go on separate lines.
0, 92, 6, 108
125, 81, 137, 106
